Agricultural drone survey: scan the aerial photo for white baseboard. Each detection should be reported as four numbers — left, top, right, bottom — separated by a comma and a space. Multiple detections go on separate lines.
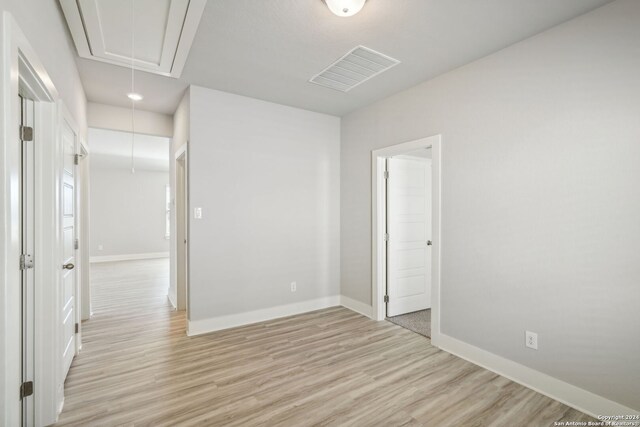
167, 293, 177, 310
340, 295, 373, 318
90, 252, 169, 263
437, 333, 638, 418
187, 295, 340, 336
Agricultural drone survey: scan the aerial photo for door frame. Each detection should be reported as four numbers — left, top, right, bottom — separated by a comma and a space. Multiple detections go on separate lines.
175, 145, 189, 315
19, 94, 36, 427
78, 141, 91, 323
2, 11, 62, 426
371, 135, 442, 346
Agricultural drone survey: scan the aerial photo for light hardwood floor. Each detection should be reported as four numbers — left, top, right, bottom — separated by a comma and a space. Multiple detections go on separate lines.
56, 259, 592, 426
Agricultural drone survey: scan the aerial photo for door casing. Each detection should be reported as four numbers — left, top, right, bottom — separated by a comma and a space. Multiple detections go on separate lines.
20, 94, 36, 427
175, 146, 189, 313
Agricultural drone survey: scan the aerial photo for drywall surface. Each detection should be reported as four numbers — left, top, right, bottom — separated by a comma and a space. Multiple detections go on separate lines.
340, 0, 640, 410
88, 102, 173, 138
90, 166, 169, 258
169, 89, 190, 310
188, 86, 340, 321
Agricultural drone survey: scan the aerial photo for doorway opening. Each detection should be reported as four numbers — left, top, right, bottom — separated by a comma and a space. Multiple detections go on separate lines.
87, 127, 172, 321
175, 147, 188, 313
385, 151, 433, 337
371, 135, 442, 345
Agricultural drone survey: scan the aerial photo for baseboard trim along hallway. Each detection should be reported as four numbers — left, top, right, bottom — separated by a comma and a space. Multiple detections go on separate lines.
90, 252, 170, 263
187, 296, 341, 336
188, 295, 377, 336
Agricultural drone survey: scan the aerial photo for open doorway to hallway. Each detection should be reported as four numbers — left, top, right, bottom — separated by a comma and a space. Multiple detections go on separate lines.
87, 127, 173, 318
371, 135, 442, 342
173, 147, 188, 312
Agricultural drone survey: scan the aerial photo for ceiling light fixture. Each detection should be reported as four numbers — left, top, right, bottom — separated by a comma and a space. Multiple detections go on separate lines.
323, 0, 366, 17
127, 92, 143, 101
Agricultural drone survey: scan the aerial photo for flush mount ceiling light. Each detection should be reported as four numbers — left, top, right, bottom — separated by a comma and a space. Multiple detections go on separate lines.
323, 0, 367, 17
127, 93, 143, 101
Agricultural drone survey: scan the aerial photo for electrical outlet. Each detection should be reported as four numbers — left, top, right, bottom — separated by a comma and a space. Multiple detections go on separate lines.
98, 244, 103, 251
525, 331, 538, 350
290, 282, 297, 292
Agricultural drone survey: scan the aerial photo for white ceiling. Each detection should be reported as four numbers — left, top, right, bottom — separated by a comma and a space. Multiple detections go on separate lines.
73, 0, 613, 116
89, 127, 170, 171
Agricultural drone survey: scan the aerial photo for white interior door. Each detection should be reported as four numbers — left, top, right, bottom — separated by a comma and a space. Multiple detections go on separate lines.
386, 157, 432, 317
60, 119, 77, 379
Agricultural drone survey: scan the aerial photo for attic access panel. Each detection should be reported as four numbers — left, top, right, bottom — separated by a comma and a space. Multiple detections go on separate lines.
60, 0, 206, 78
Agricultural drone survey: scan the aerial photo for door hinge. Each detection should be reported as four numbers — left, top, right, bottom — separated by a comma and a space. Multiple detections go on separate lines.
20, 254, 34, 270
383, 171, 389, 180
75, 323, 79, 334
20, 125, 33, 142
384, 295, 389, 303
74, 154, 79, 165
20, 381, 33, 399
74, 238, 79, 250
384, 233, 389, 242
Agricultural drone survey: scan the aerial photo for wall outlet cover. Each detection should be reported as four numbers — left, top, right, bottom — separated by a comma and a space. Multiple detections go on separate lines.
525, 331, 538, 350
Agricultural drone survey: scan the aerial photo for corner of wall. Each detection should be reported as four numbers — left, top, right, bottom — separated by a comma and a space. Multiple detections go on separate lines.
340, 295, 372, 318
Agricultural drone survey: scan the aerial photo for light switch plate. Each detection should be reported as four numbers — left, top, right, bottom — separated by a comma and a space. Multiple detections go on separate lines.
194, 207, 202, 219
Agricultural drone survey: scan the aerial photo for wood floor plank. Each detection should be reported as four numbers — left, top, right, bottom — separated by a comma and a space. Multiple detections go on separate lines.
55, 259, 593, 426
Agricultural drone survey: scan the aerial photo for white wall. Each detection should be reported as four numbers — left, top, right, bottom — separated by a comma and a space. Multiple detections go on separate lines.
90, 166, 169, 259
188, 86, 340, 325
341, 0, 640, 411
88, 102, 173, 138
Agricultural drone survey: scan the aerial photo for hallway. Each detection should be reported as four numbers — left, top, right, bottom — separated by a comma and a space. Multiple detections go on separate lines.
56, 258, 180, 425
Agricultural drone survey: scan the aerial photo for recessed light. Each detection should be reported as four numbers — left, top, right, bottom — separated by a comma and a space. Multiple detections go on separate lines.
127, 93, 143, 101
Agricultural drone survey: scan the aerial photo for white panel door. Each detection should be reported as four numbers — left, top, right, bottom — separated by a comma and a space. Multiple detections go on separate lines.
386, 157, 432, 317
60, 119, 77, 378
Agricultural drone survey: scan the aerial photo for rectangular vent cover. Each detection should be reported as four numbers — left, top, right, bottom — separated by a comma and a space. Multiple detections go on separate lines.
310, 46, 400, 92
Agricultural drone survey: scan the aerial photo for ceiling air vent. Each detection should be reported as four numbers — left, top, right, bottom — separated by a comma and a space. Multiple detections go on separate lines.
310, 46, 400, 92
